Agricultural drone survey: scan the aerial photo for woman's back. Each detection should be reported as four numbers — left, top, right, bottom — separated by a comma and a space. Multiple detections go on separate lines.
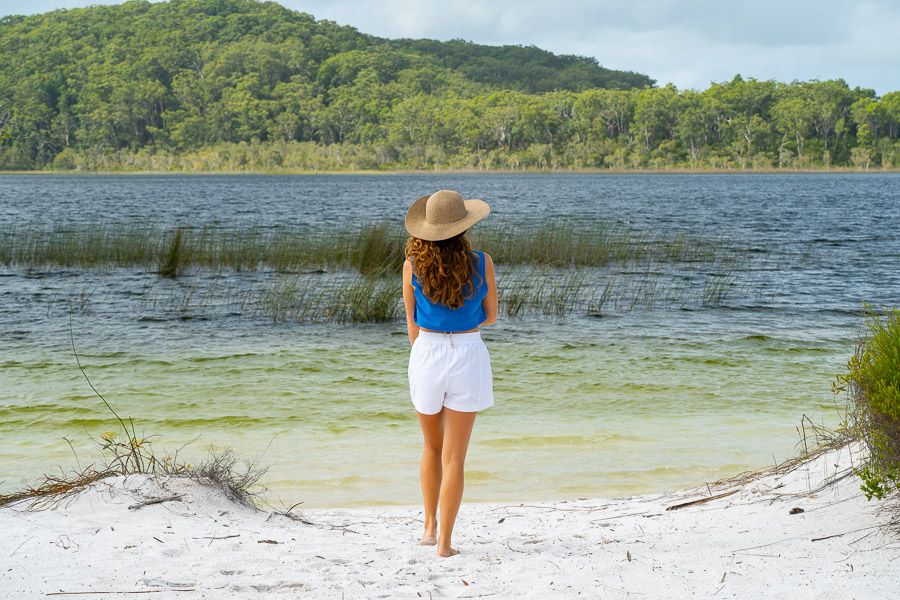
410, 250, 487, 332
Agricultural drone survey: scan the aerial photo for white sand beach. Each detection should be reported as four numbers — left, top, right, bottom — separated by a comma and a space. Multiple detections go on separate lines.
2, 441, 898, 599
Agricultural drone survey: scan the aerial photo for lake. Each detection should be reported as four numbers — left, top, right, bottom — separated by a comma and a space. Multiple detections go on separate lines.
1, 173, 898, 507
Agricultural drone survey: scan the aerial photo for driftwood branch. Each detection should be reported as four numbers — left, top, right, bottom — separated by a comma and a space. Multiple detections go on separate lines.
666, 489, 739, 511
588, 510, 655, 523
811, 525, 881, 542
46, 591, 195, 596
127, 495, 183, 510
731, 536, 805, 553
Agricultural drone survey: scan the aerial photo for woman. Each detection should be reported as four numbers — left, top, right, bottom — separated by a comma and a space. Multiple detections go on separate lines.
402, 189, 498, 558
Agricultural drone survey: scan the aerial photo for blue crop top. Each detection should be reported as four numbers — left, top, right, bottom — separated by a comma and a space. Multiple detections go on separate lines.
410, 250, 488, 332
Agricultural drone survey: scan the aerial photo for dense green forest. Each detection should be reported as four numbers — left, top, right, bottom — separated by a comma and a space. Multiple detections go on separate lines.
1, 0, 898, 171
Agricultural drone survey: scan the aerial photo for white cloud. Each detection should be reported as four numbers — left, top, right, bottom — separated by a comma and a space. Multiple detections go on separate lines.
0, 0, 123, 14
293, 0, 900, 93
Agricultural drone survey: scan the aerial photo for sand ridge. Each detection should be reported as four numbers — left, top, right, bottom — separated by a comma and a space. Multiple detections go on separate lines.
2, 442, 898, 598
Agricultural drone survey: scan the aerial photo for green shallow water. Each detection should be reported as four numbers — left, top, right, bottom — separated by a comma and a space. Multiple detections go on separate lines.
0, 315, 850, 508
4, 173, 895, 507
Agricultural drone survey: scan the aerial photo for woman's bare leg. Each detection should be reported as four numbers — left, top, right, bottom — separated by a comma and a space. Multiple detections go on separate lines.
417, 410, 444, 545
437, 407, 477, 557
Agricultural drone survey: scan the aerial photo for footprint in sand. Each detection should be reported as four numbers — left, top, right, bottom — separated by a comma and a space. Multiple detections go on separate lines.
142, 577, 195, 589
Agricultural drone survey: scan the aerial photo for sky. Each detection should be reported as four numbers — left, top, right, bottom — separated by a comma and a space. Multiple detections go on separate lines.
2, 0, 897, 94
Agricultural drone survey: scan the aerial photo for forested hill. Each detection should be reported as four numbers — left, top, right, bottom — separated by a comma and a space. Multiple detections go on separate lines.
0, 0, 897, 171
0, 0, 650, 168
385, 38, 652, 92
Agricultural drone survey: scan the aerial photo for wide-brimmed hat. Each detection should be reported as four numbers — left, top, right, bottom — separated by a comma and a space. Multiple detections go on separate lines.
404, 190, 490, 241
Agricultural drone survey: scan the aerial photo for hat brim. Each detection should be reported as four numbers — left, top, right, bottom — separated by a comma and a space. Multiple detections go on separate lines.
404, 195, 491, 241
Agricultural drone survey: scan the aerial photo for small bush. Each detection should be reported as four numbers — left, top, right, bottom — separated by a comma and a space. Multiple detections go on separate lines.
0, 326, 269, 510
835, 308, 900, 500
0, 431, 267, 510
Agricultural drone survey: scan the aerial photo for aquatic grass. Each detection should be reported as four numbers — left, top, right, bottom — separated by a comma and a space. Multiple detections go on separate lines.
338, 275, 404, 322
471, 222, 740, 268
702, 269, 737, 307
0, 223, 163, 269
126, 258, 747, 324
352, 222, 407, 277
596, 269, 676, 312
586, 279, 615, 317
494, 268, 587, 318
542, 270, 588, 317
250, 276, 320, 322
494, 262, 742, 317
497, 272, 537, 318
247, 273, 403, 323
159, 227, 185, 277
0, 219, 749, 275
51, 224, 753, 325
494, 265, 734, 319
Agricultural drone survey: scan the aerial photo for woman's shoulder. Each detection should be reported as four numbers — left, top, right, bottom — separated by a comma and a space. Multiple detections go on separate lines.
403, 256, 419, 279
472, 249, 493, 266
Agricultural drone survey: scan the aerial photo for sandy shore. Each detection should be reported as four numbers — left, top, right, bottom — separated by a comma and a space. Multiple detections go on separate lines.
2, 441, 898, 598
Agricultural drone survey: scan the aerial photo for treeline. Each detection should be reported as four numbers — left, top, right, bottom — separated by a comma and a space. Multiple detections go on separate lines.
0, 0, 897, 171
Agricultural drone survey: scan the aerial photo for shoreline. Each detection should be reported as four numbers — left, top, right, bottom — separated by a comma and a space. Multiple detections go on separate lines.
2, 167, 899, 176
3, 440, 898, 597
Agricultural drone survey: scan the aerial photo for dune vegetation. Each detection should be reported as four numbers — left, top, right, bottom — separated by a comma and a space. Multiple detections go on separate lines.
835, 309, 900, 503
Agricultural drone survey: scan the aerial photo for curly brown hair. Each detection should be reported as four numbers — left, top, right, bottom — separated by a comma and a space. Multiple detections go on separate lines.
405, 232, 482, 309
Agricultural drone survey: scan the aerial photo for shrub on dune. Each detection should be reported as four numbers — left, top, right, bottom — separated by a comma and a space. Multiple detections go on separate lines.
835, 308, 900, 501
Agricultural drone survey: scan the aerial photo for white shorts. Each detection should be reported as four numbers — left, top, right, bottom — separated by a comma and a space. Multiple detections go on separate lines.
408, 330, 494, 415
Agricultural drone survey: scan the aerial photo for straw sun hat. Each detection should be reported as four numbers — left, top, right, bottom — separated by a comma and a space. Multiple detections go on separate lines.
404, 190, 491, 241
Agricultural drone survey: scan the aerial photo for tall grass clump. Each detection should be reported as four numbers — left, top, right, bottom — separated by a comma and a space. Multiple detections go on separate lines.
834, 308, 900, 500
495, 268, 588, 318
159, 227, 185, 277
254, 277, 321, 322
136, 262, 744, 323
498, 273, 539, 318
251, 273, 402, 323
351, 222, 406, 276
701, 269, 736, 306
1, 219, 744, 274
586, 279, 614, 317
335, 276, 404, 322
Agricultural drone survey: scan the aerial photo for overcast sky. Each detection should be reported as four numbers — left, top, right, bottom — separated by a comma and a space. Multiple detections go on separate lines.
2, 0, 897, 94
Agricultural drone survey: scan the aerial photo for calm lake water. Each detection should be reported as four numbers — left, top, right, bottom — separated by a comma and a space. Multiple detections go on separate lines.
1, 173, 898, 507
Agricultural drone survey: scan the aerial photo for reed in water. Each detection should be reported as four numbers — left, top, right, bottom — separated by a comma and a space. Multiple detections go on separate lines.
0, 219, 743, 274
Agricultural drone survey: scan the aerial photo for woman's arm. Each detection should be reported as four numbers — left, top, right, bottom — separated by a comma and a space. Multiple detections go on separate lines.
480, 252, 498, 327
402, 259, 420, 345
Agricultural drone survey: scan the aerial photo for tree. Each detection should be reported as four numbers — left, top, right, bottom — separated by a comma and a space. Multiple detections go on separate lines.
676, 91, 717, 166
772, 87, 818, 164
880, 91, 900, 140
633, 85, 680, 152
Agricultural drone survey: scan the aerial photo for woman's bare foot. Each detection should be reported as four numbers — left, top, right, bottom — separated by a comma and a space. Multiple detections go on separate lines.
419, 533, 437, 546
419, 518, 437, 545
437, 545, 460, 557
